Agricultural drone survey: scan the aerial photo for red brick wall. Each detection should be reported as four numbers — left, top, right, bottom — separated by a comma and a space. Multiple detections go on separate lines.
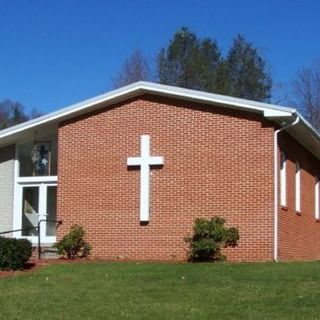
57, 95, 275, 262
278, 132, 320, 261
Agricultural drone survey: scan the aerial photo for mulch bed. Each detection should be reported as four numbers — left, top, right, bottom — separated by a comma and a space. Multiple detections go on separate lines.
0, 258, 82, 278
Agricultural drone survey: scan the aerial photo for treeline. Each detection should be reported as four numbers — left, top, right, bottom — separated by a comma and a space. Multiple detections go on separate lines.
1, 27, 320, 131
112, 27, 272, 102
0, 99, 42, 130
112, 27, 320, 131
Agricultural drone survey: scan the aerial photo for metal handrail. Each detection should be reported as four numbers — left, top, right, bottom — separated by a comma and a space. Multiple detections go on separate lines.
37, 219, 62, 259
0, 219, 62, 259
0, 227, 37, 235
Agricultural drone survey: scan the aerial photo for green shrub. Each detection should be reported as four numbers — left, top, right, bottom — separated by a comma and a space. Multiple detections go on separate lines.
54, 225, 91, 259
0, 237, 32, 270
185, 217, 239, 262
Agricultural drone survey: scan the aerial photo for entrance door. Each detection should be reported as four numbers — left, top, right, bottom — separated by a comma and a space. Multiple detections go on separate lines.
18, 183, 57, 244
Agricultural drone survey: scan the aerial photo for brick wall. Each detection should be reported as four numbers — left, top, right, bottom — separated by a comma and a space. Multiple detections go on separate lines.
278, 132, 320, 261
57, 95, 275, 262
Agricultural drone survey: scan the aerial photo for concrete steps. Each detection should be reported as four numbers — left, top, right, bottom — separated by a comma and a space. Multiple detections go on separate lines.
32, 246, 60, 259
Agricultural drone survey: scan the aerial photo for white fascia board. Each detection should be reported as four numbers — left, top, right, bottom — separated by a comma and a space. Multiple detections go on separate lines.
295, 111, 320, 142
0, 85, 144, 140
3, 81, 320, 161
0, 81, 303, 144
137, 82, 295, 117
263, 109, 293, 118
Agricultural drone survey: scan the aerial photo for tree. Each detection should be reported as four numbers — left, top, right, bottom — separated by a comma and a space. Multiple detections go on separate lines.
0, 99, 28, 129
0, 99, 41, 130
226, 35, 272, 101
157, 29, 272, 102
158, 27, 222, 91
112, 28, 273, 102
0, 99, 11, 129
292, 62, 320, 131
10, 102, 28, 125
112, 49, 151, 88
29, 108, 43, 119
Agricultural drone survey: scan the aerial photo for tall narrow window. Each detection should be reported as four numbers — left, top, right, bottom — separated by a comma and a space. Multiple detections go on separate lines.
295, 162, 301, 212
315, 177, 319, 220
280, 152, 287, 207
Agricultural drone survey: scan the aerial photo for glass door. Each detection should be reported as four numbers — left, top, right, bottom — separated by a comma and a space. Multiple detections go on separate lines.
44, 185, 57, 243
17, 183, 57, 244
21, 186, 39, 237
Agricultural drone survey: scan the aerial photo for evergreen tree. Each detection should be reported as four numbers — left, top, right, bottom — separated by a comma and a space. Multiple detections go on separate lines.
226, 35, 272, 101
158, 27, 222, 91
10, 101, 28, 126
112, 28, 273, 102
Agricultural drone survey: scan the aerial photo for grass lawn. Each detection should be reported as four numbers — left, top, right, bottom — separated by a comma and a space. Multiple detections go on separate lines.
0, 261, 320, 319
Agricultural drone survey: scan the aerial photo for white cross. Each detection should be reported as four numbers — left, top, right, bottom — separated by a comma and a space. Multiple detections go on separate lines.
127, 135, 164, 222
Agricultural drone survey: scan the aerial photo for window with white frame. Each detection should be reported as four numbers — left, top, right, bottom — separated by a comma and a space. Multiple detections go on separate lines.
295, 162, 301, 212
315, 177, 319, 220
280, 152, 287, 207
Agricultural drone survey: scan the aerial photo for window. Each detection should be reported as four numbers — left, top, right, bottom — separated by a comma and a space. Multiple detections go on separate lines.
295, 162, 301, 213
315, 177, 319, 220
280, 152, 287, 207
18, 135, 58, 177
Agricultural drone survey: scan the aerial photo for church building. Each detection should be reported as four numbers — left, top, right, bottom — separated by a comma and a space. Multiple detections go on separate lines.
1, 81, 320, 262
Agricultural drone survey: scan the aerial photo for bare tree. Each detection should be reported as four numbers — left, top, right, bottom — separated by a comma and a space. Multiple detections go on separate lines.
272, 82, 292, 106
112, 49, 151, 89
0, 100, 10, 129
0, 99, 43, 130
29, 108, 44, 119
0, 99, 28, 129
293, 62, 320, 131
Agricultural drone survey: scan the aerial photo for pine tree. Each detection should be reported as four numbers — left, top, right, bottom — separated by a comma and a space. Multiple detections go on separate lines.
158, 27, 222, 91
10, 102, 28, 126
226, 35, 272, 101
112, 28, 273, 102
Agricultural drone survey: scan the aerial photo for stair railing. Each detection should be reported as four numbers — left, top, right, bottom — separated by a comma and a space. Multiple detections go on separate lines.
0, 219, 63, 259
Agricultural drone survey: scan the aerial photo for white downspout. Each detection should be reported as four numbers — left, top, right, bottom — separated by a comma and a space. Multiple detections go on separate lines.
274, 115, 299, 262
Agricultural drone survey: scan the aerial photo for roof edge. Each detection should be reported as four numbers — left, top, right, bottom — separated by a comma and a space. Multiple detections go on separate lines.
0, 81, 296, 141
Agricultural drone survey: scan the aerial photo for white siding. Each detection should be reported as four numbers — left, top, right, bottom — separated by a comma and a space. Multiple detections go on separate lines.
0, 145, 15, 235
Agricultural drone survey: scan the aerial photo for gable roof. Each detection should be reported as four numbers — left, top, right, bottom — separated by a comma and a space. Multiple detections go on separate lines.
0, 81, 319, 159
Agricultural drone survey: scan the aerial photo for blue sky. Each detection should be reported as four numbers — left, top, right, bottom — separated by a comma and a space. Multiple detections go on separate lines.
0, 0, 319, 113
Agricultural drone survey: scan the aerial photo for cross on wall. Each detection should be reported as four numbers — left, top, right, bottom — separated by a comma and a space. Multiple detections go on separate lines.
127, 135, 164, 222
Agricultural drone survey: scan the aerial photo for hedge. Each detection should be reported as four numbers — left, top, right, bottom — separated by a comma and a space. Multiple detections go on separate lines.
0, 237, 32, 270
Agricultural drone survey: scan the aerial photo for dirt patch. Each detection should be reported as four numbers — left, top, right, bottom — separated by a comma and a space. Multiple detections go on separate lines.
0, 262, 39, 278
0, 258, 79, 278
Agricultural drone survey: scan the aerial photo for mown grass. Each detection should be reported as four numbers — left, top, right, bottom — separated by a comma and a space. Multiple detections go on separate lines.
0, 261, 320, 319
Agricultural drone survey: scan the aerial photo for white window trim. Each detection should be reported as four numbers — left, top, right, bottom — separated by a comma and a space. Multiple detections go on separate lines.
315, 177, 319, 220
295, 162, 301, 213
12, 145, 58, 244
280, 152, 287, 207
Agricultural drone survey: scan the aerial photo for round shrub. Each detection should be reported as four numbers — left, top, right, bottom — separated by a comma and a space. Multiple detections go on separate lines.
185, 217, 239, 262
54, 225, 91, 259
0, 237, 32, 270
